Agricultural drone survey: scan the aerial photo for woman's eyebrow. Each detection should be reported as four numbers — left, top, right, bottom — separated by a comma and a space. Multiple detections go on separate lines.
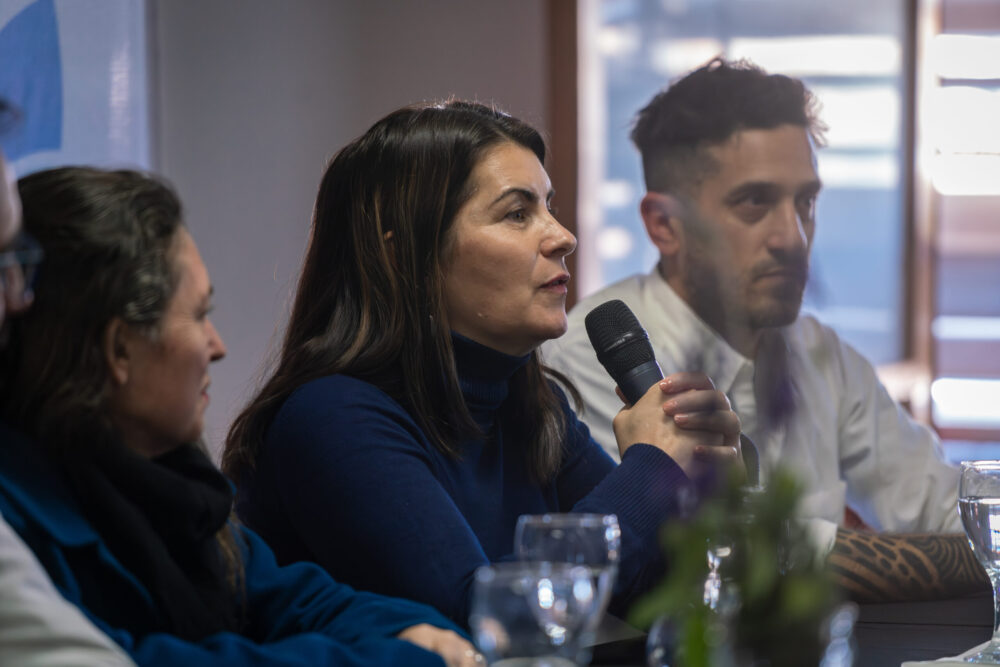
489, 187, 536, 208
489, 187, 556, 208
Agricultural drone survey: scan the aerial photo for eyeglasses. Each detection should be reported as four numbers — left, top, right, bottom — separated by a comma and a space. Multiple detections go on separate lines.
0, 231, 44, 300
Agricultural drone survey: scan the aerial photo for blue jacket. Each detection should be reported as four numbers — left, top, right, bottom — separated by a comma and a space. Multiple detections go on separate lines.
0, 424, 455, 666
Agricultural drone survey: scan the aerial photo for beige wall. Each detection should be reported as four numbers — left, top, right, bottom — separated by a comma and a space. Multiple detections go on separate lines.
153, 0, 550, 457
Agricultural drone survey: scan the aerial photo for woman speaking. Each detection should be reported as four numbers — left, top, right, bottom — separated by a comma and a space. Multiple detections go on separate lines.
224, 101, 742, 625
0, 167, 478, 666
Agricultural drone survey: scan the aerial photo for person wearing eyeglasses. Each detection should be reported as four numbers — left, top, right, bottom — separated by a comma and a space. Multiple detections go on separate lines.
0, 99, 135, 664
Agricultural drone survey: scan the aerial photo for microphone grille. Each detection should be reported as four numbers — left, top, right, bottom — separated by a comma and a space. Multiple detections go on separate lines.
584, 300, 656, 375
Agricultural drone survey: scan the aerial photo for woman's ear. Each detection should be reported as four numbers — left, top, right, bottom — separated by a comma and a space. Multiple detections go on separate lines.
103, 318, 131, 386
639, 191, 685, 259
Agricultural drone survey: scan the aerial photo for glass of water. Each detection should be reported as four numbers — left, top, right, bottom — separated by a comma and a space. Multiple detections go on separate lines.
470, 562, 599, 666
514, 513, 621, 656
959, 460, 1000, 663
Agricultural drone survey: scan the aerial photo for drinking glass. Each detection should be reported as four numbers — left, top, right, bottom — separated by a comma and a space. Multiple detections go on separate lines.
514, 514, 621, 660
515, 515, 620, 607
959, 460, 1000, 663
470, 562, 600, 666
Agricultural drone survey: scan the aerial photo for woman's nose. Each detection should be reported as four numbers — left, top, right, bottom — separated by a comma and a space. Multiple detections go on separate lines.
208, 319, 227, 361
542, 217, 577, 257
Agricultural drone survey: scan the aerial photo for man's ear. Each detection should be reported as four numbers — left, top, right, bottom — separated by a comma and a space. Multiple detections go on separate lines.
103, 317, 132, 386
640, 191, 685, 258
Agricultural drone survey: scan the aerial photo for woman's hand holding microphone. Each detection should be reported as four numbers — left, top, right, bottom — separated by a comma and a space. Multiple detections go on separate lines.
613, 371, 742, 480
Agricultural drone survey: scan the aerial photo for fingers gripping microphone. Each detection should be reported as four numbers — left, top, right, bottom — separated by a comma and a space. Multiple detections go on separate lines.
583, 299, 759, 486
584, 299, 663, 405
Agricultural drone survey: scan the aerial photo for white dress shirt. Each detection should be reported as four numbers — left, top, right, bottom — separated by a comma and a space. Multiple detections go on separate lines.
543, 267, 961, 555
0, 511, 134, 665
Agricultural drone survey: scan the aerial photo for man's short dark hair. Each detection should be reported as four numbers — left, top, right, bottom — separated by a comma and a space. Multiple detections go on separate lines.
631, 58, 825, 194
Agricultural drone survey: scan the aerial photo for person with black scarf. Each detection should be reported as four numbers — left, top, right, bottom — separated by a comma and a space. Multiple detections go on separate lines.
0, 166, 483, 666
0, 101, 134, 665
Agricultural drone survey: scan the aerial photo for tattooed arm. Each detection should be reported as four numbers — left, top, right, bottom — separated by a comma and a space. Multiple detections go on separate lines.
827, 528, 989, 602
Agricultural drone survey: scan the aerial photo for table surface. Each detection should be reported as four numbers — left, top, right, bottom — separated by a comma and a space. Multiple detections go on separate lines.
854, 591, 992, 666
587, 592, 994, 666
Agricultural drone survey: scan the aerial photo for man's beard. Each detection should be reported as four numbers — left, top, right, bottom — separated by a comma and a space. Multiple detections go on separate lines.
747, 276, 806, 330
682, 250, 808, 336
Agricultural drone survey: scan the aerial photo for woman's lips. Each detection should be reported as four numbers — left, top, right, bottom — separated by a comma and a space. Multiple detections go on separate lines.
540, 274, 570, 292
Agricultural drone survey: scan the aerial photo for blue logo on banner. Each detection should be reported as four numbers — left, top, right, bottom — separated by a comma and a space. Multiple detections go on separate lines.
0, 0, 62, 159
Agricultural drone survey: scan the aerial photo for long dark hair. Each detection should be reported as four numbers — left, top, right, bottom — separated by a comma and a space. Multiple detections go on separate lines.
224, 100, 576, 483
0, 166, 243, 591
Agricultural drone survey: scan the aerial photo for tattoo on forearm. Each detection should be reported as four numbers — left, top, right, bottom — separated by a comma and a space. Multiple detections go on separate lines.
827, 529, 989, 602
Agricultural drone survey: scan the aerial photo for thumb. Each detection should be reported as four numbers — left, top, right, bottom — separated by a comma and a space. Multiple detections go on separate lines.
615, 385, 631, 406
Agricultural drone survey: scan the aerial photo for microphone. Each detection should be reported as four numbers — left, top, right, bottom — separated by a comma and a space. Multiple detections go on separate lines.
584, 299, 759, 486
584, 299, 662, 405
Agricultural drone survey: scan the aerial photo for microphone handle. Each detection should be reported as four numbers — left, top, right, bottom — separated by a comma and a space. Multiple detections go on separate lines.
617, 360, 664, 404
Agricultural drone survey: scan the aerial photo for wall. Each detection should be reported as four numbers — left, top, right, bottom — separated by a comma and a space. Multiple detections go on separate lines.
153, 0, 549, 458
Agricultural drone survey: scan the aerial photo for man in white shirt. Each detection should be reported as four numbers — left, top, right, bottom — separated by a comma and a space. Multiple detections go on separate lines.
0, 99, 134, 665
544, 59, 985, 601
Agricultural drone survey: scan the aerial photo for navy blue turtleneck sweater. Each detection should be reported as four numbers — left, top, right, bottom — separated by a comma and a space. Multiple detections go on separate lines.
236, 335, 692, 626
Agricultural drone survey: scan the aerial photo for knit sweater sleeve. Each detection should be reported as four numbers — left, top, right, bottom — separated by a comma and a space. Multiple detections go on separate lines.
121, 528, 451, 666
554, 395, 694, 613
250, 375, 492, 627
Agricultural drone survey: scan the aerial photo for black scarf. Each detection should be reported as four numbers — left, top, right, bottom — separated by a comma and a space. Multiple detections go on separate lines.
64, 441, 239, 640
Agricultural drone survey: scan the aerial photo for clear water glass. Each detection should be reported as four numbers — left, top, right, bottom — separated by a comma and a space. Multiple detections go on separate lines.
514, 514, 620, 633
959, 460, 1000, 663
470, 562, 600, 666
703, 542, 734, 612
